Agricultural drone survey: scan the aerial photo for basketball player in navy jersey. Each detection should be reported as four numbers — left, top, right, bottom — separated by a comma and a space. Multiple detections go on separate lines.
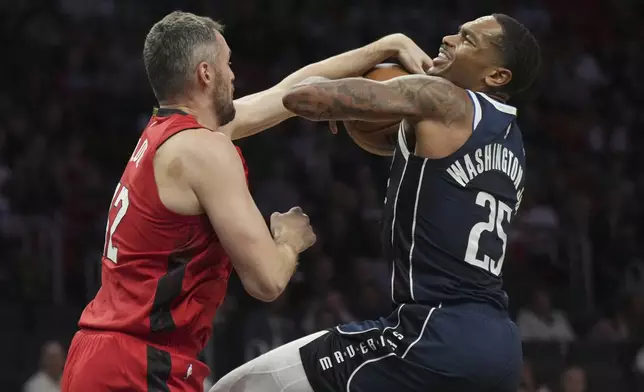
210, 14, 540, 392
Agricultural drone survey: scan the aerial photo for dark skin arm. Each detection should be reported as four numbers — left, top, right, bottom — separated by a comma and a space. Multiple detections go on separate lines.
282, 75, 472, 126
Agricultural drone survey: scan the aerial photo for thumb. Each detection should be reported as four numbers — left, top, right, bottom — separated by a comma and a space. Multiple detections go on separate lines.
403, 56, 425, 75
422, 56, 434, 73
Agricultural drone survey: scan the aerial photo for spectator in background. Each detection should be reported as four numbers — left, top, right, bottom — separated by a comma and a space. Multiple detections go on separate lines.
23, 341, 64, 392
560, 366, 587, 392
301, 290, 356, 335
589, 295, 635, 341
240, 290, 298, 362
517, 288, 575, 341
519, 360, 551, 392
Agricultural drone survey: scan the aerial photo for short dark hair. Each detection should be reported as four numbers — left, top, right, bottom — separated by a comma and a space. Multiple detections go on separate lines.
492, 13, 541, 96
143, 11, 224, 102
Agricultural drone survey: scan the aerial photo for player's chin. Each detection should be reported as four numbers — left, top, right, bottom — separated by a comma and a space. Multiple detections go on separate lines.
220, 106, 236, 126
427, 63, 449, 77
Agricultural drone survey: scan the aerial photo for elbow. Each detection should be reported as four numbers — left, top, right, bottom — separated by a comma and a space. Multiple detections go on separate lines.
242, 277, 286, 303
282, 83, 329, 120
282, 88, 307, 114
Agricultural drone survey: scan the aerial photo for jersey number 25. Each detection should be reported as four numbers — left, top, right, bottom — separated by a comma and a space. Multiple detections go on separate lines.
464, 191, 512, 276
103, 182, 130, 264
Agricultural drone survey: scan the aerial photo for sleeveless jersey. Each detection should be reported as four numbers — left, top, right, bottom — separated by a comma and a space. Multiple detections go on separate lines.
382, 91, 526, 310
78, 108, 248, 357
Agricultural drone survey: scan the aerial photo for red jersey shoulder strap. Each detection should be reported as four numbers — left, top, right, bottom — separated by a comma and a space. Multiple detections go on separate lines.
151, 108, 205, 149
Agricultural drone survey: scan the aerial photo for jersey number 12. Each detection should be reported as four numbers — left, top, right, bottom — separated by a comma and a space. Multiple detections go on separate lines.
464, 191, 512, 276
104, 183, 130, 264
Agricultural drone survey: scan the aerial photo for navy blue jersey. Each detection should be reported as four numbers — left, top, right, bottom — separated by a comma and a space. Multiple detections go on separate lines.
382, 91, 526, 310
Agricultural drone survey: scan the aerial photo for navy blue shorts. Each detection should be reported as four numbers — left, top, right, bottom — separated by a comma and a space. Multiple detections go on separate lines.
299, 303, 522, 392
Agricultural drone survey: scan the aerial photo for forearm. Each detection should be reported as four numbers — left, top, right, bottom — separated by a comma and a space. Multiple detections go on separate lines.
228, 35, 406, 140
239, 242, 298, 302
277, 36, 399, 89
272, 241, 299, 289
283, 75, 469, 125
259, 242, 298, 301
283, 77, 417, 122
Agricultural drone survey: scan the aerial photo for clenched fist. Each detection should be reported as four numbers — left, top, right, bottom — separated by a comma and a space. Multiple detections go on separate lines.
270, 207, 317, 254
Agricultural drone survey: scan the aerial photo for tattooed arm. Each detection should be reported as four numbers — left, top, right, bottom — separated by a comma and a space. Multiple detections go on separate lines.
223, 34, 433, 140
282, 75, 472, 126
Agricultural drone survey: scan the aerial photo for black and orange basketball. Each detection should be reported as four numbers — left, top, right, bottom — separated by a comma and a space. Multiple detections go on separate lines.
344, 63, 410, 156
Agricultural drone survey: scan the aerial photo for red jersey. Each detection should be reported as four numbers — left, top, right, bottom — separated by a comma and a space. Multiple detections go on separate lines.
78, 108, 247, 358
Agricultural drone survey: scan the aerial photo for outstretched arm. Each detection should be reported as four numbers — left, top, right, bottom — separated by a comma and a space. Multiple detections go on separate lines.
282, 75, 471, 126
222, 34, 433, 140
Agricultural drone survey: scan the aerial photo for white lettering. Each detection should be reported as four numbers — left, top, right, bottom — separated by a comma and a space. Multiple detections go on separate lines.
513, 165, 524, 189
333, 351, 344, 364
516, 188, 524, 213
443, 144, 525, 191
475, 148, 484, 173
129, 138, 148, 168
446, 161, 469, 187
104, 184, 130, 264
464, 155, 477, 180
464, 192, 512, 276
506, 150, 516, 174
494, 144, 502, 171
509, 158, 518, 181
360, 342, 369, 354
346, 345, 356, 358
367, 339, 377, 351
484, 145, 492, 171
319, 357, 333, 370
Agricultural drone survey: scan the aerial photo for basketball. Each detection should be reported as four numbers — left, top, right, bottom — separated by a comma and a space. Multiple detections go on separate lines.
344, 63, 410, 156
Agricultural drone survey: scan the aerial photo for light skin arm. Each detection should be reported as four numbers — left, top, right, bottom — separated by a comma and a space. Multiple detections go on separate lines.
281, 75, 472, 126
222, 34, 432, 140
180, 129, 298, 302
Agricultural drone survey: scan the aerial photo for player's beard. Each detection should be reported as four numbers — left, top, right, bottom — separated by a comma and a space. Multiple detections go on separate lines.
213, 71, 236, 127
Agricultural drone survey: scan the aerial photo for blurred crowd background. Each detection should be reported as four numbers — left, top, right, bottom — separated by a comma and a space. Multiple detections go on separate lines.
2, 0, 644, 391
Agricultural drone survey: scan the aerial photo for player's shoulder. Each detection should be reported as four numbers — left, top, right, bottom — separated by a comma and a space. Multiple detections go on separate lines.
401, 75, 471, 127
160, 128, 234, 157
157, 128, 242, 175
394, 74, 465, 97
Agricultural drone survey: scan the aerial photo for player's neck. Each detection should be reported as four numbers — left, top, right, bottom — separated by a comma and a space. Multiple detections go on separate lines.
485, 92, 509, 104
159, 100, 220, 130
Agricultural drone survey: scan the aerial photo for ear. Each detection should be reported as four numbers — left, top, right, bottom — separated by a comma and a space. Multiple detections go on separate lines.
484, 67, 512, 90
196, 62, 212, 87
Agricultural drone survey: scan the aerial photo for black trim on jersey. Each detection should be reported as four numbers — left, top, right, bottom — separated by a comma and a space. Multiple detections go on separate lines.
149, 252, 189, 333
154, 107, 188, 117
146, 345, 171, 392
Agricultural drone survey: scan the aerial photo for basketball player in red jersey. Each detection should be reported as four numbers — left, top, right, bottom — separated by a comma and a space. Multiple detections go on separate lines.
60, 10, 432, 392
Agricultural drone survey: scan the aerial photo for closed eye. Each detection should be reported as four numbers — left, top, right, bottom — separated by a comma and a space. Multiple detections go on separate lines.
461, 31, 475, 45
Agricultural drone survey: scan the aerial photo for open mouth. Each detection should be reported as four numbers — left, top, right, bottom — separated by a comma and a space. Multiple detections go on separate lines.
432, 48, 452, 66
438, 47, 451, 60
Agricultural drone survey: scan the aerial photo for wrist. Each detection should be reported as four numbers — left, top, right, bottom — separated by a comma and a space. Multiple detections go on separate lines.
275, 240, 298, 257
376, 34, 407, 57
